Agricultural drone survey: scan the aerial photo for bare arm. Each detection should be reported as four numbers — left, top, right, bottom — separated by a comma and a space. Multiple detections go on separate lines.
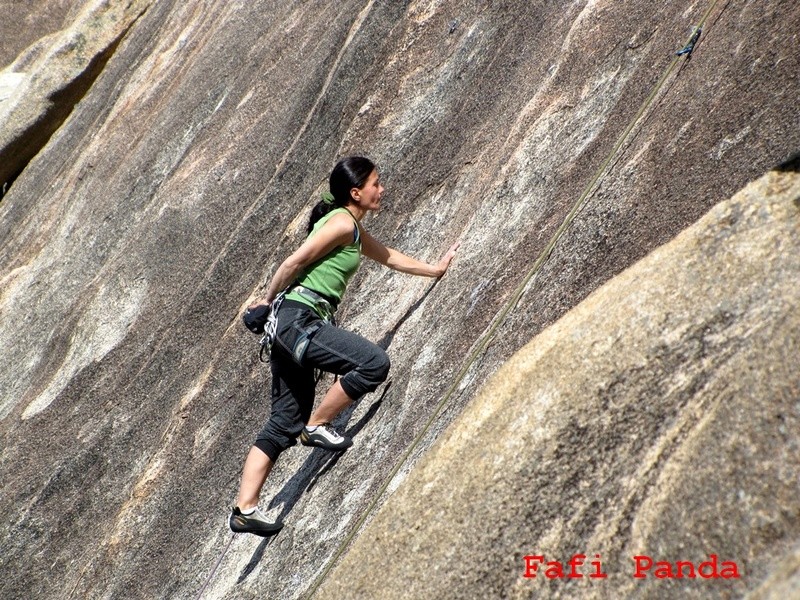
361, 229, 459, 277
251, 213, 356, 307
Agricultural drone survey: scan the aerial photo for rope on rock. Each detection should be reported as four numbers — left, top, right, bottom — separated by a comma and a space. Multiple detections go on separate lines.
196, 533, 236, 600
303, 2, 722, 596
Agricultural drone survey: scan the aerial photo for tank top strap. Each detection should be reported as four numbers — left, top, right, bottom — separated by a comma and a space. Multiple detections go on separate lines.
332, 207, 361, 247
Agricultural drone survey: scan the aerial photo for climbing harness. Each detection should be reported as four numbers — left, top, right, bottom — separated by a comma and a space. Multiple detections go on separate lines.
250, 284, 336, 362
248, 284, 338, 363
289, 284, 337, 324
250, 284, 336, 397
283, 284, 337, 385
301, 3, 724, 598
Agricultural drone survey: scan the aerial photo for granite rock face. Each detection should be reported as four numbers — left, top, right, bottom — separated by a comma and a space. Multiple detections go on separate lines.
0, 0, 152, 193
746, 543, 800, 600
317, 168, 800, 599
0, 0, 76, 68
0, 1, 798, 598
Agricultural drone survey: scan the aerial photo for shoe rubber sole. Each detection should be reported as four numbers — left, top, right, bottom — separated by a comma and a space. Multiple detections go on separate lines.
230, 521, 283, 537
300, 429, 353, 450
229, 509, 283, 536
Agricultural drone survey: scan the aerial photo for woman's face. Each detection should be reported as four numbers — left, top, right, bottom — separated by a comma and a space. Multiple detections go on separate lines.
352, 169, 384, 212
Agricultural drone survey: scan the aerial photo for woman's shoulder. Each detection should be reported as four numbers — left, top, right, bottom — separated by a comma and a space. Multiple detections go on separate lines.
320, 210, 360, 245
314, 209, 356, 233
321, 209, 355, 227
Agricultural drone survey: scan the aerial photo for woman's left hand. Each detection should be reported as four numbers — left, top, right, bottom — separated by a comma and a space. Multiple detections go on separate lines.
436, 242, 460, 276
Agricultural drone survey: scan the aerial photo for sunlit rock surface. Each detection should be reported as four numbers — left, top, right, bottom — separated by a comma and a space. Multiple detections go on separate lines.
318, 167, 800, 599
0, 0, 152, 190
0, 1, 798, 598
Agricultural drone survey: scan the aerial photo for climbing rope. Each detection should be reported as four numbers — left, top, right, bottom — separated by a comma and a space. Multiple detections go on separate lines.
302, 3, 723, 596
196, 533, 236, 600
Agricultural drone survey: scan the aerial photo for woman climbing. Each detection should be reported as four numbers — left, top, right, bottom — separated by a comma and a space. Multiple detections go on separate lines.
230, 156, 459, 535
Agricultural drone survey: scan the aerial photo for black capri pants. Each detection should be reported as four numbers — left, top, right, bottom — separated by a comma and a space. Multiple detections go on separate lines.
254, 300, 390, 461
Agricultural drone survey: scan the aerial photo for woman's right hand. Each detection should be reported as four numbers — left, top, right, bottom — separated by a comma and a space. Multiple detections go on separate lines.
248, 298, 272, 311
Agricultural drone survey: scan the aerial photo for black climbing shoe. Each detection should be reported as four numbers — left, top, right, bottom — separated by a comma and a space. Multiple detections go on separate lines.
229, 507, 283, 536
300, 423, 353, 450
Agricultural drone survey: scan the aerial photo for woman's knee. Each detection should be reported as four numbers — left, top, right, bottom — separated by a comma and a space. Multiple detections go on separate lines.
340, 347, 390, 399
372, 349, 390, 384
255, 415, 304, 460
253, 437, 283, 462
359, 347, 391, 389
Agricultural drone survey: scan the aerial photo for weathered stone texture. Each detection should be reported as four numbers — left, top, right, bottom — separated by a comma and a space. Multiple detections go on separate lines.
0, 0, 798, 598
746, 543, 800, 600
0, 0, 75, 68
318, 169, 800, 599
0, 0, 152, 192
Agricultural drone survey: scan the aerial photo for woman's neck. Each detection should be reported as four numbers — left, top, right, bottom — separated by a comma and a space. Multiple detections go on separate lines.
344, 202, 366, 221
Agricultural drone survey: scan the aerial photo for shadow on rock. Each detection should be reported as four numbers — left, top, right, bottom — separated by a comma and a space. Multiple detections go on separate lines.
237, 382, 393, 582
305, 381, 392, 494
237, 534, 278, 583
376, 281, 437, 350
776, 151, 800, 173
238, 281, 427, 581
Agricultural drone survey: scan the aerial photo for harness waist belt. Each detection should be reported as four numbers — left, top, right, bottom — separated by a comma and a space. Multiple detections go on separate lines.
289, 285, 337, 322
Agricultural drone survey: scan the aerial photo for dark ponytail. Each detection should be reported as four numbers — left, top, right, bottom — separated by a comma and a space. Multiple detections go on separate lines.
307, 156, 375, 233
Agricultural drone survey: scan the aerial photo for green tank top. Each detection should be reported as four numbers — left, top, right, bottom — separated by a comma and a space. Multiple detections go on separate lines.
286, 208, 361, 313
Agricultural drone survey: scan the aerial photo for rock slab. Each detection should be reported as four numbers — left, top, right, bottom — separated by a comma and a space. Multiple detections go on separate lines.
0, 1, 798, 598
318, 168, 800, 599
